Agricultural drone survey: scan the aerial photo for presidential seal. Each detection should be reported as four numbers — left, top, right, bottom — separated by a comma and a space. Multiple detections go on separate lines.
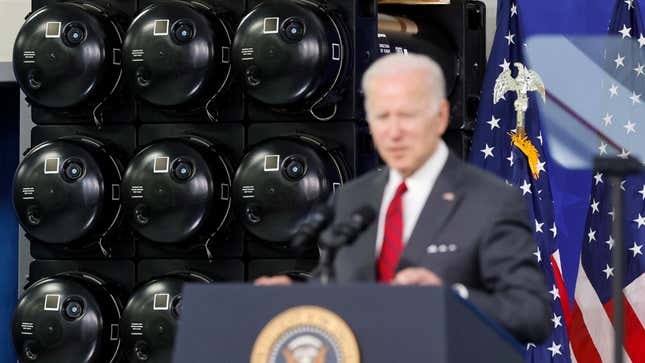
250, 306, 360, 363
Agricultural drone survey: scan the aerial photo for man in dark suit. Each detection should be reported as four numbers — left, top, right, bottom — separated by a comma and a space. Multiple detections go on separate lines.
257, 53, 551, 344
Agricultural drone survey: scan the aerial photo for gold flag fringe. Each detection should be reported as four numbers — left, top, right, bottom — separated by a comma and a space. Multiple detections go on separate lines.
509, 128, 540, 180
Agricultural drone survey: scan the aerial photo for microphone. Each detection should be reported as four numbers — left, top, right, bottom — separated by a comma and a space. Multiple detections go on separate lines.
316, 205, 376, 284
291, 204, 335, 251
347, 206, 377, 235
319, 205, 376, 249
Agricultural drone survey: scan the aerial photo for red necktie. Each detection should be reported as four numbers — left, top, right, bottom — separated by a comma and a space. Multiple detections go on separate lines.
378, 181, 407, 282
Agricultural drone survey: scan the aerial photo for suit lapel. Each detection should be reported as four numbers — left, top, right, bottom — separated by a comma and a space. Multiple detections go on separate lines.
349, 169, 389, 280
399, 153, 465, 267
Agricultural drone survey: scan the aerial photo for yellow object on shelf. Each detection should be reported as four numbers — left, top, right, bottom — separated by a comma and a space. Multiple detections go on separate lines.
378, 14, 419, 34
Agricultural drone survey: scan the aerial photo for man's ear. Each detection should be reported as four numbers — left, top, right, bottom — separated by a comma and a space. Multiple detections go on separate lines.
437, 99, 450, 135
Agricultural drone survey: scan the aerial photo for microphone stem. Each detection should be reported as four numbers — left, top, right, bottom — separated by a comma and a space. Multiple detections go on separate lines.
319, 248, 338, 285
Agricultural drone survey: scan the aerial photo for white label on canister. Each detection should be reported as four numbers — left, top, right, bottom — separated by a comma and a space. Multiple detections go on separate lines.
130, 185, 144, 199
43, 294, 61, 311
131, 49, 144, 62
130, 322, 144, 336
23, 50, 36, 64
45, 22, 61, 38
242, 185, 255, 199
153, 156, 170, 173
44, 158, 59, 174
153, 293, 170, 310
263, 17, 280, 34
153, 19, 170, 36
241, 47, 255, 61
264, 155, 280, 172
22, 187, 35, 200
20, 322, 34, 335
379, 41, 391, 55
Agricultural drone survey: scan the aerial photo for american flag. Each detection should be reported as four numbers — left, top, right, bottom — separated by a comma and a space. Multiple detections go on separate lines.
469, 0, 574, 361
564, 0, 645, 362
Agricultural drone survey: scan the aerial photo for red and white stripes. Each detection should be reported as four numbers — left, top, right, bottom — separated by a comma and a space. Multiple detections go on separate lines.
552, 250, 645, 363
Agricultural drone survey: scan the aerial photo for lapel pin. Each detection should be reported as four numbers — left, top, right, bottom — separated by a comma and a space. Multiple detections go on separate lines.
442, 192, 455, 201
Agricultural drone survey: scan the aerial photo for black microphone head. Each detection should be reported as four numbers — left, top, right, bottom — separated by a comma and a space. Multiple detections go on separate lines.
309, 204, 335, 228
291, 204, 335, 250
318, 206, 375, 250
318, 222, 352, 249
349, 205, 377, 231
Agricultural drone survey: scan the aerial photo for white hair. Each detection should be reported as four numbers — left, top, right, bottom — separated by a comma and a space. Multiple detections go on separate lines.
361, 53, 446, 114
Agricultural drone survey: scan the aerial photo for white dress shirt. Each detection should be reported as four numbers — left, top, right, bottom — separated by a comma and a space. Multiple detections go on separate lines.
375, 140, 449, 256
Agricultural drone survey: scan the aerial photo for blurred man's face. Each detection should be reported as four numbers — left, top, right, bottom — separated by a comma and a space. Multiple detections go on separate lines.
365, 70, 449, 178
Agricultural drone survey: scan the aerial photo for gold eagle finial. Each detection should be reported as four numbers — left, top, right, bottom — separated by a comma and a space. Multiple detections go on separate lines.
494, 62, 546, 179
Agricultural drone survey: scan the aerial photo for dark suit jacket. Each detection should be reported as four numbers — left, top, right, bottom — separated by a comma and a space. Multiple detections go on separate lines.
328, 152, 552, 343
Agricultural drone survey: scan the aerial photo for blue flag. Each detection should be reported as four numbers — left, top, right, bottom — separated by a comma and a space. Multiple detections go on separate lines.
469, 0, 573, 361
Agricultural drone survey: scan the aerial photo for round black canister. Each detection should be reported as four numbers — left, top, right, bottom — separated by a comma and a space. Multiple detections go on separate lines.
121, 137, 233, 244
122, 0, 232, 108
232, 136, 347, 244
232, 0, 347, 110
13, 2, 123, 108
13, 137, 122, 245
12, 272, 122, 363
120, 273, 211, 363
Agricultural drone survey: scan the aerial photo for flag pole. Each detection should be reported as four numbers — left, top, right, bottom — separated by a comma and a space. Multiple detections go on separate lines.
610, 173, 625, 363
594, 156, 642, 363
